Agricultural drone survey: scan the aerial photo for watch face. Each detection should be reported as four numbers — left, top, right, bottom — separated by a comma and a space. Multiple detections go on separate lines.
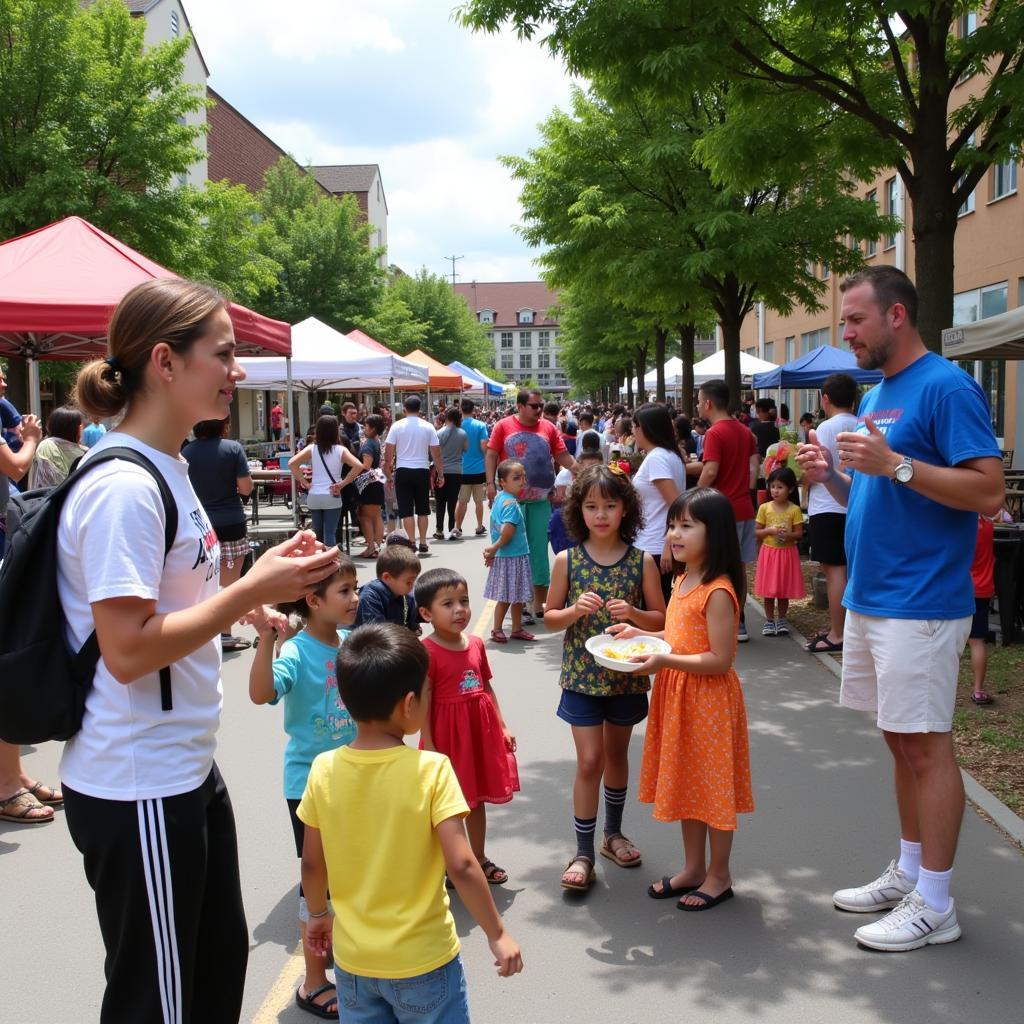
895, 462, 913, 483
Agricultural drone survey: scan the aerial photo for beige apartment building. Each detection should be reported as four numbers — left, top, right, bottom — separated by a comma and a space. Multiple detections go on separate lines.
739, 17, 1022, 462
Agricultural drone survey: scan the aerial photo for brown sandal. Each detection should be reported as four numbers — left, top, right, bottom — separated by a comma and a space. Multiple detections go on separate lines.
0, 788, 55, 824
480, 859, 508, 884
560, 855, 595, 891
27, 781, 63, 806
600, 833, 642, 867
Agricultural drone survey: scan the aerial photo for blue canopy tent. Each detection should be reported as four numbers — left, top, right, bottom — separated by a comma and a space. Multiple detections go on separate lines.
751, 345, 883, 389
449, 360, 504, 397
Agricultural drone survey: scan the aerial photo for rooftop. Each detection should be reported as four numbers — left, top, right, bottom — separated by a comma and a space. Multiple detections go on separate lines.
454, 281, 560, 328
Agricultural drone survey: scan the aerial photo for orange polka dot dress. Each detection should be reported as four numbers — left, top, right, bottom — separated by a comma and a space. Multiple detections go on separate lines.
638, 575, 754, 830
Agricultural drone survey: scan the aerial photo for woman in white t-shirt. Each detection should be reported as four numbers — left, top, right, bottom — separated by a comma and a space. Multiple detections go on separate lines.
631, 403, 688, 602
58, 279, 341, 1024
288, 414, 363, 545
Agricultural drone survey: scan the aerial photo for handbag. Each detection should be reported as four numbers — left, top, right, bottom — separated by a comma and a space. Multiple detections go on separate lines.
354, 468, 386, 494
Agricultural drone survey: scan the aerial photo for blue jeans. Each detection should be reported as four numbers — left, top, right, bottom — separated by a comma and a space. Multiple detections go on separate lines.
311, 506, 342, 547
335, 955, 470, 1023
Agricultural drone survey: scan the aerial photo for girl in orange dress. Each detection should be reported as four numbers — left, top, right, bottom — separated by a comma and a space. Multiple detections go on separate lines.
609, 487, 754, 912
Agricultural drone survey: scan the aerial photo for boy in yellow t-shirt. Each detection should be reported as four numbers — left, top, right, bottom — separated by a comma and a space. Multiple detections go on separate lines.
298, 622, 523, 1021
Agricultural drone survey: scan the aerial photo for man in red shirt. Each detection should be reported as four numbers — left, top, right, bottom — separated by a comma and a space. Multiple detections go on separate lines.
697, 378, 760, 641
270, 402, 284, 442
487, 389, 577, 613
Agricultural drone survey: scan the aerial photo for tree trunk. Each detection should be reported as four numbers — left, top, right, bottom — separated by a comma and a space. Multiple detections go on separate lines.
906, 175, 957, 354
719, 310, 744, 412
654, 326, 667, 403
625, 370, 633, 408
634, 344, 649, 406
678, 323, 696, 416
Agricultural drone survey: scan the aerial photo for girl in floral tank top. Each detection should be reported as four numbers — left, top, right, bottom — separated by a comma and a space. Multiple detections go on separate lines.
543, 465, 666, 893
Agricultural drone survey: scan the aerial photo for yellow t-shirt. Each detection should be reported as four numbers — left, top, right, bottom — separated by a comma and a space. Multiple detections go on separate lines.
756, 501, 803, 549
297, 744, 469, 979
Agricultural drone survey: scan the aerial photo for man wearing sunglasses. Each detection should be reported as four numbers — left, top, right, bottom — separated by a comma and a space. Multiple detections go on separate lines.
487, 389, 578, 614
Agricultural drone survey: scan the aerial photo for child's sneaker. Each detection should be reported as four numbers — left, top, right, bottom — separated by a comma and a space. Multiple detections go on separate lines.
762, 620, 777, 636
853, 891, 961, 952
775, 619, 790, 635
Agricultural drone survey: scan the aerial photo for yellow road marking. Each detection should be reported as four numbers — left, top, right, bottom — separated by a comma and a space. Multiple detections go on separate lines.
252, 600, 497, 1019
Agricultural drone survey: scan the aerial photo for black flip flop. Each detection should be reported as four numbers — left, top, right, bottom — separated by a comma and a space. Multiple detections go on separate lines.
970, 691, 994, 705
295, 982, 338, 1019
648, 875, 697, 900
677, 887, 735, 912
805, 635, 843, 653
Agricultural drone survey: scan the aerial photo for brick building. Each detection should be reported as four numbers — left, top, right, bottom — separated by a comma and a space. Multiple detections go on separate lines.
455, 281, 568, 395
312, 165, 389, 268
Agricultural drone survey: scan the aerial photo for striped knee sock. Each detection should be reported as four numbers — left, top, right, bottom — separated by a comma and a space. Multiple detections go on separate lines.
603, 785, 627, 838
574, 815, 597, 862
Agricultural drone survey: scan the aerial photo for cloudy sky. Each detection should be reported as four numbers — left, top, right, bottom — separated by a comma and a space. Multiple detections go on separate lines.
187, 1, 578, 283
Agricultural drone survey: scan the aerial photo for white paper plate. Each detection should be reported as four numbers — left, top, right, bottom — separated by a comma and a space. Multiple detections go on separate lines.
584, 634, 670, 673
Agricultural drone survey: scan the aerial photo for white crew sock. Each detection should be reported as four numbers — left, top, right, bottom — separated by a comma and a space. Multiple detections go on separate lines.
897, 839, 921, 882
916, 866, 953, 913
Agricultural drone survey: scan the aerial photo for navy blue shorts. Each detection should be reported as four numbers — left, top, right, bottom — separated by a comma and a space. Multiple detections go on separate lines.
557, 688, 649, 727
970, 597, 991, 640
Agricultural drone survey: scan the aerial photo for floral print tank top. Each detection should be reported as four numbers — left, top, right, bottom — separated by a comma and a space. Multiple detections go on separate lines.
560, 544, 649, 696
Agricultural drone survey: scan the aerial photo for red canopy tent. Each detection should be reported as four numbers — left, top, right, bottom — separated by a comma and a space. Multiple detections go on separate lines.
0, 216, 291, 413
346, 328, 394, 355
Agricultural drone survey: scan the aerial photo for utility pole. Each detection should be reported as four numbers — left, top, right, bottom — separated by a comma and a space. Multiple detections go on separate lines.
443, 254, 463, 288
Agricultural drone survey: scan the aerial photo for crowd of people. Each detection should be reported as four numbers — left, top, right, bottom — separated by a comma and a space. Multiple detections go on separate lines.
0, 264, 1011, 1022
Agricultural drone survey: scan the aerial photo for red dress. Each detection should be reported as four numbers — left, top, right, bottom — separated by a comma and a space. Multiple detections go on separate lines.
421, 636, 519, 808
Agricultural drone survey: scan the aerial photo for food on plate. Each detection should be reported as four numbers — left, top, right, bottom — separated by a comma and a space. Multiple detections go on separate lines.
600, 640, 660, 661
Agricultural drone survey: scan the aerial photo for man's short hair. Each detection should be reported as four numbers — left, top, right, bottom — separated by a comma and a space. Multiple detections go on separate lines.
543, 401, 560, 417
342, 401, 356, 413
517, 388, 543, 406
403, 395, 422, 413
821, 372, 859, 410
415, 567, 467, 612
578, 412, 594, 427
376, 542, 421, 580
840, 266, 918, 327
754, 397, 774, 414
337, 623, 429, 722
460, 397, 476, 415
699, 379, 730, 410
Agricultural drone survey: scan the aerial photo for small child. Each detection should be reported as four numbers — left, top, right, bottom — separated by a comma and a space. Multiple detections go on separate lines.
298, 623, 523, 1020
754, 466, 805, 636
248, 556, 360, 1020
417, 568, 519, 884
353, 539, 421, 633
549, 449, 602, 556
544, 465, 666, 892
483, 459, 535, 643
611, 487, 754, 911
967, 513, 996, 705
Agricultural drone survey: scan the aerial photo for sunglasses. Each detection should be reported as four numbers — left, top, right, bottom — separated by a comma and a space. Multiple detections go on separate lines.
523, 402, 544, 411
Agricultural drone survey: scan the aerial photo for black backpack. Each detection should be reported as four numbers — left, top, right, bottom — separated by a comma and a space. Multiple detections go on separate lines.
0, 447, 177, 744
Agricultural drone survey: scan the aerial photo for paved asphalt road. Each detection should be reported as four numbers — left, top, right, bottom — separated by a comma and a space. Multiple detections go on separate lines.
4, 530, 1024, 1024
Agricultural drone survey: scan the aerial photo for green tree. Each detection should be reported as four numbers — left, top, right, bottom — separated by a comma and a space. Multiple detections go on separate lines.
0, 0, 206, 264
352, 285, 429, 354
389, 268, 494, 368
252, 159, 386, 329
460, 0, 1024, 351
508, 85, 890, 403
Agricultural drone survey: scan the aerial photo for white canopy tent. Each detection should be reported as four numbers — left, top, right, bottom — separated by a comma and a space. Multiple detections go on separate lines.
942, 306, 1024, 361
625, 350, 779, 394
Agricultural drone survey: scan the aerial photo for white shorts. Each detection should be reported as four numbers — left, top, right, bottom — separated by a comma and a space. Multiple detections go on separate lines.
840, 611, 971, 734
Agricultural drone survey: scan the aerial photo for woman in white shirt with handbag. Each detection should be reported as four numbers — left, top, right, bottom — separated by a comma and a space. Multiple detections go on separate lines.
289, 414, 363, 545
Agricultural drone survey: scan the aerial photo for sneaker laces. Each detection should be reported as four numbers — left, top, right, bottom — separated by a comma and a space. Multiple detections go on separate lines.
877, 891, 926, 928
853, 859, 903, 893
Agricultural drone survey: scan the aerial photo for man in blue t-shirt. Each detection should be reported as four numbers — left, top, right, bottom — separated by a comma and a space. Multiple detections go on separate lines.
799, 266, 1004, 954
453, 398, 491, 537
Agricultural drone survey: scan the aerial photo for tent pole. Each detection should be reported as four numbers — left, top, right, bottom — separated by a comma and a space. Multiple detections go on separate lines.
389, 376, 395, 426
287, 356, 297, 529
27, 356, 41, 417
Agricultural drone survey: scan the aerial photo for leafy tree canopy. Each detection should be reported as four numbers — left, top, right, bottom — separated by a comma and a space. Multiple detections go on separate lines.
0, 0, 206, 266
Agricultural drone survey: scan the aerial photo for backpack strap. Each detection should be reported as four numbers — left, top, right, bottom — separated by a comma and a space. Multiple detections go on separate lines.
67, 447, 178, 711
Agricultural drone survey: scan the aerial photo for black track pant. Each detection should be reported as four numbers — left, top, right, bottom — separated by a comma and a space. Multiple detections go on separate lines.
434, 472, 463, 532
63, 764, 249, 1024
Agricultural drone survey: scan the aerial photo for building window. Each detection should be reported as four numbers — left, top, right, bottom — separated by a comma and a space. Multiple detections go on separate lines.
785, 336, 796, 361
518, 309, 534, 324
538, 373, 551, 384
992, 156, 1018, 201
982, 360, 1005, 435
822, 264, 830, 281
764, 341, 774, 363
885, 178, 898, 249
800, 327, 830, 353
170, 9, 180, 35
519, 331, 531, 347
479, 310, 494, 324
500, 332, 513, 349
551, 351, 558, 368
982, 281, 1009, 319
538, 330, 550, 348
520, 353, 532, 369
866, 189, 877, 256
954, 281, 1008, 326
500, 353, 513, 370
539, 352, 551, 369
958, 10, 977, 37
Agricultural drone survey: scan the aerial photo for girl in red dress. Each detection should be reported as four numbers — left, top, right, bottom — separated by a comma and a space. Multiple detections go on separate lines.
416, 567, 519, 883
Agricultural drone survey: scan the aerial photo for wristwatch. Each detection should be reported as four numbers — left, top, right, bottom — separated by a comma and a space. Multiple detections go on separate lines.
892, 454, 914, 485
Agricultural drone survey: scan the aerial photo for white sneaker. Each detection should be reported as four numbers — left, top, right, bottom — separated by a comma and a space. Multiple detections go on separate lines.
762, 620, 777, 636
854, 891, 961, 951
833, 859, 916, 912
737, 621, 749, 643
775, 618, 790, 635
